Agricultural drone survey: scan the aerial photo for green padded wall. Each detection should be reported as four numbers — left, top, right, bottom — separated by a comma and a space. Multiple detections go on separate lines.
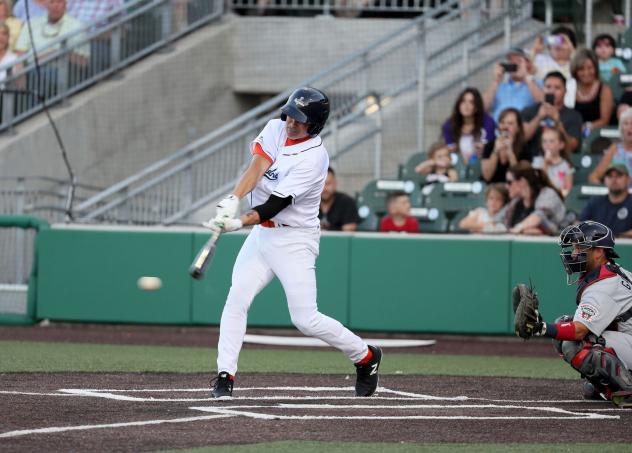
37, 228, 194, 323
191, 232, 351, 327
348, 235, 512, 333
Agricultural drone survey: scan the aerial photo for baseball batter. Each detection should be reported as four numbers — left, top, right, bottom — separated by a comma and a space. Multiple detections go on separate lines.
205, 87, 382, 399
517, 221, 632, 407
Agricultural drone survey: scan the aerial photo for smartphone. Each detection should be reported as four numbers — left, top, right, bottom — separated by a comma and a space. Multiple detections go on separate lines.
500, 62, 518, 73
544, 93, 555, 105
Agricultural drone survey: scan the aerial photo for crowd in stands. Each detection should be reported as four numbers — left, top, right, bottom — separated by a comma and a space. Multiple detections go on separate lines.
336, 25, 632, 238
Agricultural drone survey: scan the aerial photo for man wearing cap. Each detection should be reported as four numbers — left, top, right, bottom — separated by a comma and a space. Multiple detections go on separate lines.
483, 47, 544, 122
580, 163, 632, 237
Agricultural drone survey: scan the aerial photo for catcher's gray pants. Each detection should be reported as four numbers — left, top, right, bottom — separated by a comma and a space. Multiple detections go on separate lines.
602, 331, 632, 370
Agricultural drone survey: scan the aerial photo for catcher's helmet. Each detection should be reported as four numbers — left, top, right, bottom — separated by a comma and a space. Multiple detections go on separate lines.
280, 87, 330, 136
559, 221, 619, 284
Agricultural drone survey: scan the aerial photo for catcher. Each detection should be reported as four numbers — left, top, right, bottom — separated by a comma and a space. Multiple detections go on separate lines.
513, 220, 632, 407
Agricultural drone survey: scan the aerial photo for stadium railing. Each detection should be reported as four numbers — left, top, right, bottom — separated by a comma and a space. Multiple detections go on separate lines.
0, 0, 224, 133
74, 0, 544, 225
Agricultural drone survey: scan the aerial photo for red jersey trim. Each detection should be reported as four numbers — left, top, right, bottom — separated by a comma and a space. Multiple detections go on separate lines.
252, 143, 273, 164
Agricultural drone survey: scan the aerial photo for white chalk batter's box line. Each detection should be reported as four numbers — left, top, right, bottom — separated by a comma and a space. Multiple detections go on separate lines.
0, 386, 622, 439
54, 386, 620, 420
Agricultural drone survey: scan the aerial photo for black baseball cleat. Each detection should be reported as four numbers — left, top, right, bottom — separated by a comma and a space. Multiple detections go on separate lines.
210, 372, 234, 399
582, 381, 607, 401
354, 345, 382, 397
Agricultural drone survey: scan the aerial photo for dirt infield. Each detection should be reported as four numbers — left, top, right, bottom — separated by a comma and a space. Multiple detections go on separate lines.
1, 372, 631, 452
3, 323, 630, 451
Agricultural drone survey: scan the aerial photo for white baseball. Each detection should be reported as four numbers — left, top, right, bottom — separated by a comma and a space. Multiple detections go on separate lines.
137, 276, 162, 291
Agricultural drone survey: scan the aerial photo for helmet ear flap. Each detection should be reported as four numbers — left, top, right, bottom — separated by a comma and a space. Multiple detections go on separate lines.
280, 113, 287, 121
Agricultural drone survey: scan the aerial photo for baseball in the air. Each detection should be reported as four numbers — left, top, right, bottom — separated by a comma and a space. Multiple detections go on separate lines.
137, 276, 162, 291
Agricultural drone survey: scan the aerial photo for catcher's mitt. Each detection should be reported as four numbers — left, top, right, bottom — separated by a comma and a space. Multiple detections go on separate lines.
512, 283, 543, 339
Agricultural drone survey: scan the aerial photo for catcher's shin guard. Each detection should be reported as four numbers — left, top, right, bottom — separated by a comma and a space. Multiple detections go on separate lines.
568, 343, 632, 398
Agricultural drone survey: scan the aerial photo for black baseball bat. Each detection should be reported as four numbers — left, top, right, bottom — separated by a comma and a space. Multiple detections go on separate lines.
189, 231, 220, 279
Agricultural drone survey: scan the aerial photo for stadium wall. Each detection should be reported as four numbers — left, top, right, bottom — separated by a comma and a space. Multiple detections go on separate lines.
32, 225, 632, 334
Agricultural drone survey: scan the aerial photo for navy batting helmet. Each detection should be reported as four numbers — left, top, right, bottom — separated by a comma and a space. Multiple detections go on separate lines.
280, 87, 330, 136
559, 221, 619, 284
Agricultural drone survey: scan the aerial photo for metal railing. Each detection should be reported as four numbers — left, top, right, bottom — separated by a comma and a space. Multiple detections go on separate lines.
0, 176, 103, 221
0, 0, 223, 132
74, 0, 541, 225
230, 0, 452, 16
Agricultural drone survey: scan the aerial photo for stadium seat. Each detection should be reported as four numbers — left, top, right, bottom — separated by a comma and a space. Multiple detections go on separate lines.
581, 127, 618, 155
448, 209, 471, 233
356, 179, 421, 217
420, 181, 486, 213
571, 154, 600, 185
399, 152, 427, 184
409, 207, 449, 233
356, 206, 380, 232
564, 184, 608, 217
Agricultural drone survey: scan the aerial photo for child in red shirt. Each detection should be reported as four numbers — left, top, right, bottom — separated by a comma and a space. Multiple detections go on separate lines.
379, 191, 419, 233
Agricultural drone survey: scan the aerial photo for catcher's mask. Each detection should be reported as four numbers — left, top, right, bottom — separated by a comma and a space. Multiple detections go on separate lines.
558, 221, 619, 284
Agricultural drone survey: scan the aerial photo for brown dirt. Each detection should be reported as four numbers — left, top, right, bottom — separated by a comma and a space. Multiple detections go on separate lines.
0, 322, 555, 356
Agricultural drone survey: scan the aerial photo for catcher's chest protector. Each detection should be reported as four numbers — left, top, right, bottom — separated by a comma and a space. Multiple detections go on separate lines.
576, 264, 618, 304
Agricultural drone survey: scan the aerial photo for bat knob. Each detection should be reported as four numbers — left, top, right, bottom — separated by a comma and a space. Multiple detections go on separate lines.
189, 267, 203, 280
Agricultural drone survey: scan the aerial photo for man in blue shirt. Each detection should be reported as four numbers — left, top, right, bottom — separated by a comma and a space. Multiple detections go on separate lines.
580, 164, 632, 237
483, 47, 544, 122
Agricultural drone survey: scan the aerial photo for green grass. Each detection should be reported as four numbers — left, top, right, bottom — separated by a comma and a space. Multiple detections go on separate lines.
0, 340, 576, 379
161, 442, 630, 453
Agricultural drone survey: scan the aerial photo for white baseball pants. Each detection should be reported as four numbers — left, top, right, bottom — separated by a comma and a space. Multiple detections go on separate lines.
216, 225, 368, 375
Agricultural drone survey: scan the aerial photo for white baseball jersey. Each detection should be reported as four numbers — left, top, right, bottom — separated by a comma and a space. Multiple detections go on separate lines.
249, 119, 329, 228
574, 265, 632, 336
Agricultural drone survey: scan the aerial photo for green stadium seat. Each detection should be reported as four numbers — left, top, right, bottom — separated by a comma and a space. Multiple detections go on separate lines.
356, 206, 380, 232
409, 207, 449, 233
356, 179, 421, 217
420, 181, 486, 213
399, 152, 427, 184
564, 184, 608, 217
571, 154, 600, 185
448, 209, 472, 233
581, 127, 618, 155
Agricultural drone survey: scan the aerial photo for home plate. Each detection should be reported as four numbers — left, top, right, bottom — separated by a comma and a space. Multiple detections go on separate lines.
243, 335, 436, 348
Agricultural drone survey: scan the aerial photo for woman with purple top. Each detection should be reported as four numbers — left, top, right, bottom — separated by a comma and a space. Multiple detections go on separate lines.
442, 87, 496, 166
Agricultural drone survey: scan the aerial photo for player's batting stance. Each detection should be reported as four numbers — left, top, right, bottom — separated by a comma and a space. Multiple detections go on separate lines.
204, 87, 382, 399
513, 221, 632, 407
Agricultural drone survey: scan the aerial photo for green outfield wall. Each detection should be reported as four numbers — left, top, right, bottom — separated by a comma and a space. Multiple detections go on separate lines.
32, 226, 632, 334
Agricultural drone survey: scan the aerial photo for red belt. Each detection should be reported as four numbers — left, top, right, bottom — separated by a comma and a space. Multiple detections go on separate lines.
260, 220, 289, 228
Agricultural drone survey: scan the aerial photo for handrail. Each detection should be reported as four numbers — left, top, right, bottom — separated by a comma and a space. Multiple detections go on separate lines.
74, 0, 473, 217
0, 0, 224, 131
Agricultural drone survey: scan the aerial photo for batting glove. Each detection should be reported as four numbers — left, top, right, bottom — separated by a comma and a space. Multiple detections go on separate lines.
203, 218, 243, 233
215, 194, 240, 220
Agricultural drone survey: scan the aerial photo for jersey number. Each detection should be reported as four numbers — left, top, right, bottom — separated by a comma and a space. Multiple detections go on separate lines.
621, 280, 632, 291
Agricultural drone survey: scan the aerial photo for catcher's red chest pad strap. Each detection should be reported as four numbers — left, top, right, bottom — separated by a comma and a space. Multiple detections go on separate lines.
576, 264, 617, 305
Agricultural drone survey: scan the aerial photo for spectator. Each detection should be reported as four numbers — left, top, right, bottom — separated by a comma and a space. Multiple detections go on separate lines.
530, 26, 577, 107
0, 0, 22, 51
505, 162, 566, 235
541, 126, 574, 198
12, 0, 47, 21
319, 167, 359, 231
0, 22, 18, 82
442, 87, 496, 166
483, 47, 543, 122
592, 33, 626, 83
66, 0, 122, 26
458, 183, 509, 233
580, 163, 632, 237
481, 107, 529, 183
572, 48, 614, 135
14, 0, 88, 63
379, 191, 419, 233
414, 140, 458, 184
589, 108, 632, 186
521, 71, 582, 158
